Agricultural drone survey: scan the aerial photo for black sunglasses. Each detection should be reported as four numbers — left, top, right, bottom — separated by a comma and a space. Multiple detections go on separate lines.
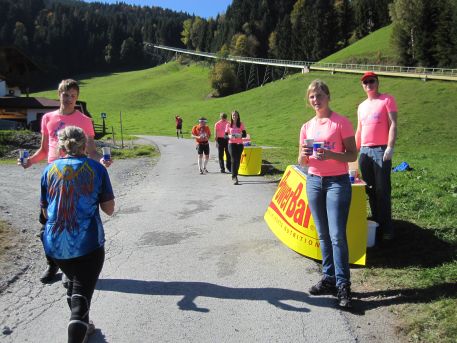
363, 78, 377, 85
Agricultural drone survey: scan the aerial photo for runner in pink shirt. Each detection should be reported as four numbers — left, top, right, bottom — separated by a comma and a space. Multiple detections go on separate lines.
355, 71, 398, 242
225, 110, 246, 185
214, 112, 231, 173
298, 79, 357, 309
18, 79, 112, 285
40, 109, 95, 163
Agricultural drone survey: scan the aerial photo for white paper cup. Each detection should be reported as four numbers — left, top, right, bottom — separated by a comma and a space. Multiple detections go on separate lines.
304, 138, 314, 155
19, 149, 29, 165
102, 147, 111, 161
304, 138, 314, 147
313, 142, 323, 156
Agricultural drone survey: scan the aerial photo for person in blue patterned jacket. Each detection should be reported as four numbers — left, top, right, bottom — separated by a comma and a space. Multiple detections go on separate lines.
40, 126, 115, 343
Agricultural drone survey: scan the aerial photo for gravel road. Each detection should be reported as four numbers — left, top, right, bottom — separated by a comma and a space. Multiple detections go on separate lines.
0, 136, 403, 342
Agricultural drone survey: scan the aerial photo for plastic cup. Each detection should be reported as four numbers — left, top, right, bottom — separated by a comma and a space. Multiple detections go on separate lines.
349, 169, 357, 184
19, 149, 29, 165
102, 147, 111, 161
313, 142, 323, 156
304, 138, 314, 155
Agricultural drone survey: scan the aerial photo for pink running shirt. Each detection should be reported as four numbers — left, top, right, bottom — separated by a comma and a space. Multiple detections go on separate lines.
357, 94, 397, 146
226, 122, 246, 144
214, 119, 228, 138
41, 110, 95, 163
299, 112, 354, 177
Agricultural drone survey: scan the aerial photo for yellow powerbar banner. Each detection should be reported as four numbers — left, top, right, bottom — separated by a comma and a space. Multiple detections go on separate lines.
264, 165, 368, 265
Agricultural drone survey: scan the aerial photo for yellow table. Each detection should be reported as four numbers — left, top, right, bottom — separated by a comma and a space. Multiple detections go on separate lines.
238, 146, 262, 176
264, 165, 368, 265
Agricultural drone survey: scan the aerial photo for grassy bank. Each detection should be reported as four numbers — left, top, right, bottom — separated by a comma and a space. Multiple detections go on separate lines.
30, 47, 457, 343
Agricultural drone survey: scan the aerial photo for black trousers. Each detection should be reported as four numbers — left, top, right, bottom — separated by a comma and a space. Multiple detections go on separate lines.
217, 137, 231, 171
39, 211, 59, 269
54, 247, 105, 343
228, 143, 244, 178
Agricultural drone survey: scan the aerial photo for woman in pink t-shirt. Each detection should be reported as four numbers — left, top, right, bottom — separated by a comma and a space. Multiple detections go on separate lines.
225, 110, 246, 185
297, 79, 357, 309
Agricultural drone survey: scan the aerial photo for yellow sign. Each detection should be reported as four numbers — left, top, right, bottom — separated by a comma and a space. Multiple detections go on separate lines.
238, 146, 262, 176
264, 165, 368, 265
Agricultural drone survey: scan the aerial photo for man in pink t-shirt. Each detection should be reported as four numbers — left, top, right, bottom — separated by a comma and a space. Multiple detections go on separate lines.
19, 79, 112, 284
355, 71, 398, 242
214, 112, 231, 173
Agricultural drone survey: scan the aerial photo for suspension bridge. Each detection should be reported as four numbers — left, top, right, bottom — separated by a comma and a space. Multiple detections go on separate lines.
145, 43, 457, 89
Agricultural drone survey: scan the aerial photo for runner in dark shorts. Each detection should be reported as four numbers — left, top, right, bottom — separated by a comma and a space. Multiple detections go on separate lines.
197, 143, 210, 155
191, 117, 211, 174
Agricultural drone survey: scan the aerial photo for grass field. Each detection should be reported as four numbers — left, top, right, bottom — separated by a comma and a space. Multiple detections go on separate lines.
31, 30, 457, 342
320, 25, 397, 65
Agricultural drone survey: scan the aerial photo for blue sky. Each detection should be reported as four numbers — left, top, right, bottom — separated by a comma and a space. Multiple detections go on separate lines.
83, 1, 233, 18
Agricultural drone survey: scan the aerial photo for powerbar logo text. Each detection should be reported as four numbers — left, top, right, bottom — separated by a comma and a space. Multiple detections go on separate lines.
273, 170, 312, 229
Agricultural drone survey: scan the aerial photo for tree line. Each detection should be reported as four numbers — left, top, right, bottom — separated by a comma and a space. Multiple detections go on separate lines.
1, 0, 456, 90
1, 0, 189, 84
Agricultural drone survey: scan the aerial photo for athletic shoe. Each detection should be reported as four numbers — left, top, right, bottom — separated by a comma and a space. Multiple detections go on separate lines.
87, 320, 95, 335
203, 168, 209, 173
308, 278, 337, 295
199, 169, 204, 174
82, 321, 95, 343
233, 176, 239, 185
62, 273, 70, 289
337, 284, 352, 308
40, 264, 59, 284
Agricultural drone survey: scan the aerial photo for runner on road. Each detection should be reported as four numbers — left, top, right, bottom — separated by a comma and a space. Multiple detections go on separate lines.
191, 117, 211, 174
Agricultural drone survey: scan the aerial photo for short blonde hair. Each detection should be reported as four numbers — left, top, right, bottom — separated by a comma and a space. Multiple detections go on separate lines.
306, 79, 330, 100
57, 126, 87, 156
58, 79, 79, 94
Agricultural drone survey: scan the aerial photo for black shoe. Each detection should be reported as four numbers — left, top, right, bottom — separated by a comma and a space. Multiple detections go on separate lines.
62, 273, 70, 289
220, 169, 225, 173
337, 284, 352, 308
309, 278, 337, 295
40, 264, 59, 283
233, 176, 239, 185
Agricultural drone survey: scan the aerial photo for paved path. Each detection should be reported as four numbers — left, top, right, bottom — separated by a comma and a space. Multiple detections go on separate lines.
1, 136, 362, 342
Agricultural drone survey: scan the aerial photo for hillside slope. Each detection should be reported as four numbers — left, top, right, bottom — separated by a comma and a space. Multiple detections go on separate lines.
320, 25, 397, 65
34, 60, 457, 157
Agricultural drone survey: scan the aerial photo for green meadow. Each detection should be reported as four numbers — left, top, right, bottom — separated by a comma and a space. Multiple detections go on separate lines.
32, 28, 457, 343
320, 25, 397, 65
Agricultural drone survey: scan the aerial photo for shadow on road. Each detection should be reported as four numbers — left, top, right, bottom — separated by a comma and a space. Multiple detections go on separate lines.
90, 328, 109, 343
96, 279, 335, 313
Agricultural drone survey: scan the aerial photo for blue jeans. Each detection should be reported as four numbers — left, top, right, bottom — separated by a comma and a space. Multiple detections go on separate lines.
359, 146, 393, 238
306, 174, 351, 287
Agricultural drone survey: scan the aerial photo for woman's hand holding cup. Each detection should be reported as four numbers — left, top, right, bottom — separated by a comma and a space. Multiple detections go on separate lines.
303, 138, 314, 156
316, 147, 325, 160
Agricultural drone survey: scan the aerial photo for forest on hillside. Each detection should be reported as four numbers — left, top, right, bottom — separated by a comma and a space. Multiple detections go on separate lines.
1, 0, 457, 88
